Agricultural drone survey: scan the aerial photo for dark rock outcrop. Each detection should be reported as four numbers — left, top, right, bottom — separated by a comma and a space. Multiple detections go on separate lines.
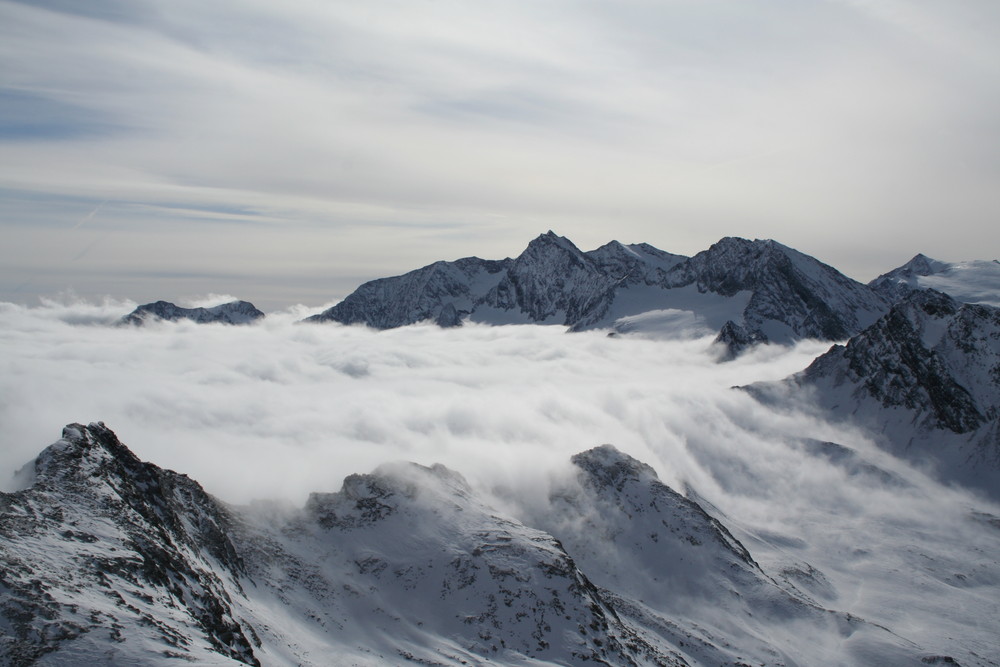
121, 300, 264, 326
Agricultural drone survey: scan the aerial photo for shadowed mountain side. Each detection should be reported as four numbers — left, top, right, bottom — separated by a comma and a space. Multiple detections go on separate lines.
121, 300, 265, 325
748, 289, 1000, 498
306, 232, 889, 357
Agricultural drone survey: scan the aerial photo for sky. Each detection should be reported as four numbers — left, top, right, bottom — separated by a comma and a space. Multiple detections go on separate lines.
2, 0, 1000, 310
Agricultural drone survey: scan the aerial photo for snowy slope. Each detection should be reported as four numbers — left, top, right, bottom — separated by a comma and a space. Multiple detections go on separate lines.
659, 237, 888, 346
121, 300, 265, 325
307, 233, 889, 355
4, 424, 978, 666
516, 445, 933, 667
0, 424, 671, 665
755, 289, 1000, 497
870, 254, 1000, 306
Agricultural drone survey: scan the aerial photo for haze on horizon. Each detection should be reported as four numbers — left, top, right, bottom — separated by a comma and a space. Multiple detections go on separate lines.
2, 0, 999, 310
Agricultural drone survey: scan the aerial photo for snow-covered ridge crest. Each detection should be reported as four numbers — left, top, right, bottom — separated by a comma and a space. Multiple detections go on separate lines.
1, 423, 953, 665
2, 422, 258, 665
0, 423, 667, 664
307, 232, 889, 355
870, 253, 1000, 306
754, 289, 1000, 497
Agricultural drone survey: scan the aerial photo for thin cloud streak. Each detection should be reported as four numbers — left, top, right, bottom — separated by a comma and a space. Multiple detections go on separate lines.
1, 0, 999, 306
71, 199, 108, 230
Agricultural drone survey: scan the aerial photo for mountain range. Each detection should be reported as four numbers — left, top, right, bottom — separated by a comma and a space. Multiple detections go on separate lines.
118, 234, 999, 361
1, 423, 981, 666
304, 232, 891, 356
121, 300, 265, 326
4, 234, 999, 665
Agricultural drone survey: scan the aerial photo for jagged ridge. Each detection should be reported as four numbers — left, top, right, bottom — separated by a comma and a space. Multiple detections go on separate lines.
121, 300, 265, 326
750, 289, 1000, 497
0, 424, 941, 666
307, 232, 889, 355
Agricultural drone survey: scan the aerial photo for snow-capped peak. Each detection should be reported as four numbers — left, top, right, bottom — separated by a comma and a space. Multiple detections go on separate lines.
570, 444, 659, 491
870, 254, 1000, 306
304, 233, 891, 356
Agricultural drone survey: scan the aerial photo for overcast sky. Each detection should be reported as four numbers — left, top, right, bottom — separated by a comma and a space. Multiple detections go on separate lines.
2, 0, 999, 310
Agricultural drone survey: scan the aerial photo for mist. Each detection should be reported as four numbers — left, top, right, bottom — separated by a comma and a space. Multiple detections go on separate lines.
0, 296, 833, 502
0, 295, 988, 513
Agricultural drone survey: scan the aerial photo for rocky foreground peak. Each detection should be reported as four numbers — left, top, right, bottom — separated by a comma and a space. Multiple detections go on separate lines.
1, 423, 949, 666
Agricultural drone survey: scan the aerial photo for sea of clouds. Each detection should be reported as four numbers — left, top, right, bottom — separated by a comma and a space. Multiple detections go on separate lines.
2, 295, 999, 660
0, 294, 846, 506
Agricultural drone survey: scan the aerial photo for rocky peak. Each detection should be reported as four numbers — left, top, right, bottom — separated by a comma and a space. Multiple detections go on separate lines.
571, 444, 659, 491
585, 240, 687, 287
803, 289, 996, 435
526, 230, 585, 255
31, 423, 245, 572
33, 422, 144, 487
667, 237, 804, 294
508, 231, 593, 277
2, 424, 258, 665
868, 254, 947, 302
121, 299, 265, 326
901, 253, 949, 276
483, 232, 613, 324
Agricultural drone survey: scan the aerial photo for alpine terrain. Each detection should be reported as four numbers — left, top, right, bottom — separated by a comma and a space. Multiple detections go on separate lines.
752, 288, 1000, 497
121, 300, 265, 326
305, 232, 889, 356
2, 235, 999, 667
869, 254, 1000, 307
3, 423, 988, 666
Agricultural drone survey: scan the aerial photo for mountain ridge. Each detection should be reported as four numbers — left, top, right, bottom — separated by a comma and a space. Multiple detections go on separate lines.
869, 254, 1000, 306
121, 300, 265, 326
749, 288, 1000, 497
307, 232, 890, 355
0, 423, 954, 666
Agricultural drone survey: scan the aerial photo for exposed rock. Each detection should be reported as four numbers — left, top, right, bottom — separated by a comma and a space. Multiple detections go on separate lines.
307, 233, 889, 356
121, 300, 265, 326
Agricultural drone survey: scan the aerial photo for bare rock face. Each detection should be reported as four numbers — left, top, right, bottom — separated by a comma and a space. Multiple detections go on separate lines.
121, 300, 265, 325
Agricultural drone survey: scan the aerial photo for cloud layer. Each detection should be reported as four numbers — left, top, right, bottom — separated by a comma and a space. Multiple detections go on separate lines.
2, 298, 999, 661
0, 296, 871, 504
2, 0, 999, 308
